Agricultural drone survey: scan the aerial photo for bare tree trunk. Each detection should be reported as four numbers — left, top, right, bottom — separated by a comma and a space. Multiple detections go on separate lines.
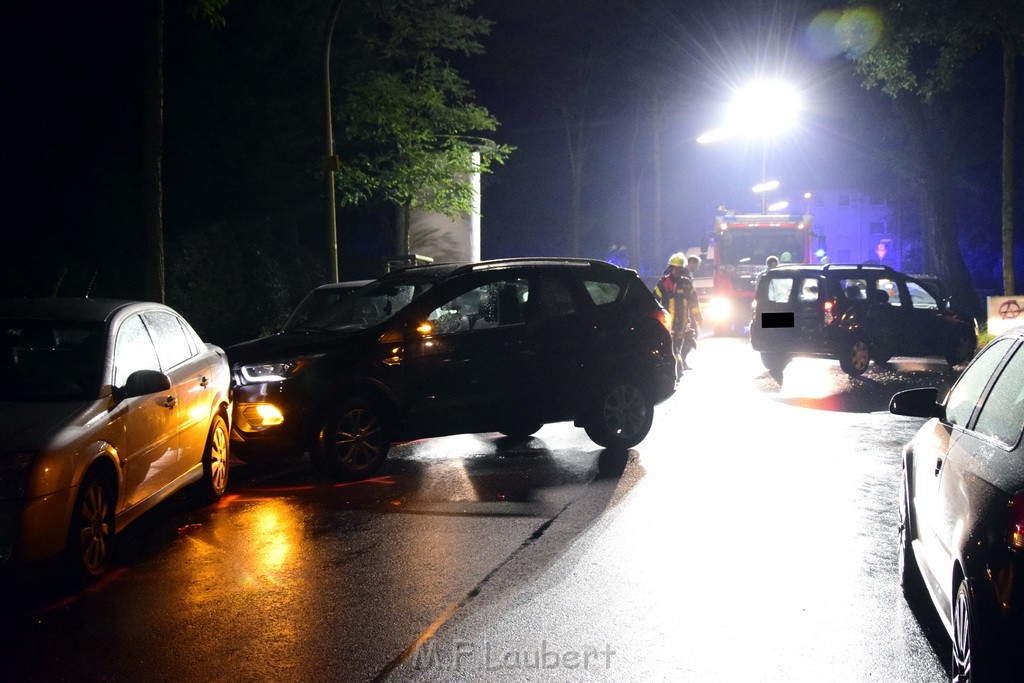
627, 104, 641, 269
143, 0, 165, 302
651, 91, 664, 277
902, 99, 982, 318
1002, 33, 1017, 296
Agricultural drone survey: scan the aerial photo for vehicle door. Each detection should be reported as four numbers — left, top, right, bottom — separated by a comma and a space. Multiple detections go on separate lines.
402, 274, 532, 433
898, 278, 950, 357
142, 310, 213, 479
862, 276, 904, 358
913, 339, 1015, 605
516, 271, 589, 419
932, 340, 1024, 607
752, 272, 814, 352
112, 314, 180, 509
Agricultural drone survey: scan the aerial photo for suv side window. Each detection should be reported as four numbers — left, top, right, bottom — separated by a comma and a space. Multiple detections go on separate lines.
766, 276, 794, 303
534, 277, 576, 319
972, 345, 1024, 447
877, 278, 901, 306
583, 279, 621, 306
839, 279, 868, 301
797, 277, 820, 302
907, 281, 938, 309
428, 278, 529, 334
946, 338, 1014, 427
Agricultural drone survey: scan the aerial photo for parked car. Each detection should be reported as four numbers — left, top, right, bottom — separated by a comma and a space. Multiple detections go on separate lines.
890, 326, 1024, 680
749, 263, 978, 378
281, 279, 374, 334
228, 258, 676, 479
0, 298, 231, 578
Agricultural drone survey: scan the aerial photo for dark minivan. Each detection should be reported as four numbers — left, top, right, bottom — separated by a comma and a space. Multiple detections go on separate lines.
228, 258, 676, 479
750, 263, 977, 378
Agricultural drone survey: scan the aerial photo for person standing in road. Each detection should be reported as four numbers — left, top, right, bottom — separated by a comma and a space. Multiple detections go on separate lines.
653, 253, 701, 379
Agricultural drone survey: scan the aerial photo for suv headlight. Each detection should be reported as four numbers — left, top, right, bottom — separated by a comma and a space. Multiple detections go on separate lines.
239, 356, 317, 383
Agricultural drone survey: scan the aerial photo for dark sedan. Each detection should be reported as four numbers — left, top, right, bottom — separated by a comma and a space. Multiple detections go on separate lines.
890, 325, 1024, 681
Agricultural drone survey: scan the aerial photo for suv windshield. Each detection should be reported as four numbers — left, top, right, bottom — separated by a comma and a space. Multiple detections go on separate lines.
1, 320, 106, 401
291, 278, 437, 332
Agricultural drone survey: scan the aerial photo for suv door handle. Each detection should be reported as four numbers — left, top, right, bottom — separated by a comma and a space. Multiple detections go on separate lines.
934, 457, 943, 476
199, 375, 209, 388
162, 396, 178, 409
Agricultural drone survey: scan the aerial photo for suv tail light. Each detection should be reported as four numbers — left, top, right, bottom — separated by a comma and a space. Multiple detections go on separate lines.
823, 299, 835, 325
654, 308, 672, 334
1009, 493, 1024, 550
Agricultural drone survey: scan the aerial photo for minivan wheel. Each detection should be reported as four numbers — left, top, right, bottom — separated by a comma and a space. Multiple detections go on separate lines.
583, 381, 654, 450
946, 333, 976, 368
760, 352, 791, 374
839, 339, 870, 376
66, 471, 115, 579
318, 398, 390, 481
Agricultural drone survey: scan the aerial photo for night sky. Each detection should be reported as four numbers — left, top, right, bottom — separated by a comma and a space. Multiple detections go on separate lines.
1, 0, 1017, 341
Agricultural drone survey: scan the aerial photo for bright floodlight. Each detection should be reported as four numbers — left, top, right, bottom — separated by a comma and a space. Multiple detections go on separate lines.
752, 180, 780, 193
727, 80, 802, 138
768, 200, 790, 212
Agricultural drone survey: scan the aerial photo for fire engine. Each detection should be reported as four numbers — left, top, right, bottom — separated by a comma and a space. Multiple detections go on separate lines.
701, 212, 815, 336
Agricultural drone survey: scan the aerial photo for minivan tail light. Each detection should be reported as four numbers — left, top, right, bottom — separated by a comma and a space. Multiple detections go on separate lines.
1008, 493, 1024, 550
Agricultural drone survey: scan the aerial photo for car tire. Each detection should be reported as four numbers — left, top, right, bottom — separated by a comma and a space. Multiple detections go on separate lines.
952, 577, 990, 682
65, 470, 115, 580
839, 338, 870, 376
760, 352, 791, 374
191, 412, 230, 504
499, 422, 544, 440
317, 398, 390, 481
583, 380, 654, 450
946, 332, 976, 368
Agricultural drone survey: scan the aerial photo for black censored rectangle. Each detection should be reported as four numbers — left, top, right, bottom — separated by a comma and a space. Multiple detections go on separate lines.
761, 312, 795, 328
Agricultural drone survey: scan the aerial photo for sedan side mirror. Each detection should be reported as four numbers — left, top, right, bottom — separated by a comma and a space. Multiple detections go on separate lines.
115, 369, 171, 402
889, 387, 944, 420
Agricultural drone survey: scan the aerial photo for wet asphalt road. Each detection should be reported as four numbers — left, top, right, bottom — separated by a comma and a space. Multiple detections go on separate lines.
2, 337, 960, 681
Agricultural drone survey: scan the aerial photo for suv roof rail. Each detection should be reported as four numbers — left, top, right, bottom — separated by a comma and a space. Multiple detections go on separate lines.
457, 257, 619, 275
821, 263, 898, 273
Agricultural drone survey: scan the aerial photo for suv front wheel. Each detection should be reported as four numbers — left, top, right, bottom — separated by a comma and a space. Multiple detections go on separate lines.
583, 380, 654, 450
317, 398, 390, 480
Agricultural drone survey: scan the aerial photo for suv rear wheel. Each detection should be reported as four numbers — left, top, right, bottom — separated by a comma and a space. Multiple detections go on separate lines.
839, 338, 871, 376
583, 380, 654, 450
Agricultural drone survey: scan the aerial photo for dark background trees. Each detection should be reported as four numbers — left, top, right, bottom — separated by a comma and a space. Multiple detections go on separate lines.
2, 0, 1020, 344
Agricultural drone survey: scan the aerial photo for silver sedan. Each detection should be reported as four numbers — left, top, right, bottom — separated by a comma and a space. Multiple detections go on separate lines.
0, 298, 231, 579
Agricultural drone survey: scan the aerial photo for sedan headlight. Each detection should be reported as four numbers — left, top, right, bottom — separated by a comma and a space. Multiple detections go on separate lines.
239, 357, 317, 383
0, 452, 34, 500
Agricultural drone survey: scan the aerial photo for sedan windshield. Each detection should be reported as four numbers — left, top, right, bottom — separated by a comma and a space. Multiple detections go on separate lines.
290, 279, 436, 332
0, 320, 106, 401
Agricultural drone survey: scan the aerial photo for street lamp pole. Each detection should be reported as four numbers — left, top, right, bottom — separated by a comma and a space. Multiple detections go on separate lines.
323, 0, 344, 283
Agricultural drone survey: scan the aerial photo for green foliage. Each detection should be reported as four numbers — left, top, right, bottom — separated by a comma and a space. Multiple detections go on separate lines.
854, 0, 1023, 101
185, 0, 230, 28
333, 0, 513, 221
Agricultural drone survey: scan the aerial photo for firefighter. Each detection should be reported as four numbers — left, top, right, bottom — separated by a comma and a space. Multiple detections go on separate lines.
653, 253, 701, 379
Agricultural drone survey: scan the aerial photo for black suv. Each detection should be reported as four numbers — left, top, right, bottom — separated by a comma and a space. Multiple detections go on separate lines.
228, 258, 676, 479
749, 263, 978, 378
